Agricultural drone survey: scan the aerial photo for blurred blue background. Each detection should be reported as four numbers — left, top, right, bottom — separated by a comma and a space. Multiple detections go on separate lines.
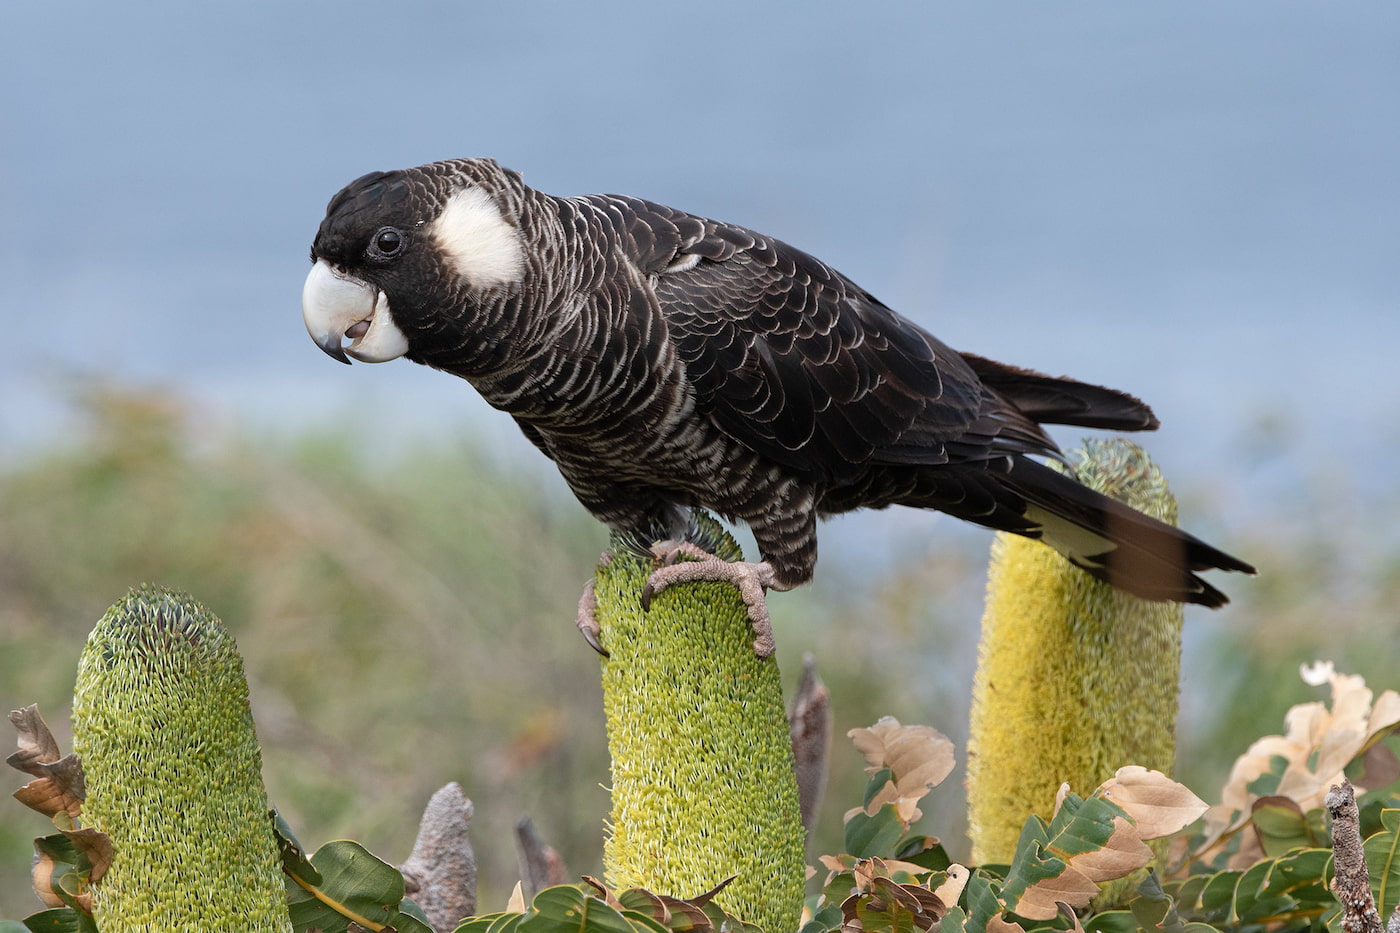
4, 1, 1397, 521
3, 2, 1399, 915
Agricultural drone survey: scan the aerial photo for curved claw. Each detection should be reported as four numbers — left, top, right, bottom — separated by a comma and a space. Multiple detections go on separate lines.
576, 580, 609, 657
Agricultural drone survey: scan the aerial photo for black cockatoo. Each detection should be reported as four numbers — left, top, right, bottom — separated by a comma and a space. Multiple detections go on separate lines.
302, 158, 1253, 655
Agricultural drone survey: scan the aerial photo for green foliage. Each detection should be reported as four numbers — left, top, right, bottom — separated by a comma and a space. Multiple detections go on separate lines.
448, 882, 753, 933
8, 389, 1400, 929
18, 834, 98, 933
1362, 808, 1400, 919
283, 839, 433, 933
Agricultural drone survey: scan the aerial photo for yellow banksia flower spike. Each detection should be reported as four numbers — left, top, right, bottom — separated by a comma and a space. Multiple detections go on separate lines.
72, 585, 290, 932
967, 439, 1184, 865
594, 515, 805, 933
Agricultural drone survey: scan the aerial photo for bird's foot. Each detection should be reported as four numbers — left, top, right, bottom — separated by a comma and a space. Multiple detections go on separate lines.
576, 551, 615, 656
641, 542, 783, 658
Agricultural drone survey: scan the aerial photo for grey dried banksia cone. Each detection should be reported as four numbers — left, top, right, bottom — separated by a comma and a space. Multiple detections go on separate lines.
72, 585, 290, 931
593, 515, 805, 933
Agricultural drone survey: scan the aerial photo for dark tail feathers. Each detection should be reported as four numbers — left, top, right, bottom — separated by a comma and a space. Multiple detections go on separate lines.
962, 353, 1161, 432
1000, 456, 1255, 607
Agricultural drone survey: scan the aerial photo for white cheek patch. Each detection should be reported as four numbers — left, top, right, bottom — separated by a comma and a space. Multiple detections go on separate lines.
430, 186, 526, 288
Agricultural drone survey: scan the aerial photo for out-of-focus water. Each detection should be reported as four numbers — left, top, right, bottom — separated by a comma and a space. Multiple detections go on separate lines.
4, 2, 1397, 517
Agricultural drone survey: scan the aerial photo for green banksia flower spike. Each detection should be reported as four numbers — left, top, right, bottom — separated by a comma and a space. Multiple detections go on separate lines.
967, 440, 1184, 865
595, 515, 805, 933
72, 585, 290, 931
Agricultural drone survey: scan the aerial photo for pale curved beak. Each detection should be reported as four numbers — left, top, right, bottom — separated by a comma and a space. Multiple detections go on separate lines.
301, 259, 409, 364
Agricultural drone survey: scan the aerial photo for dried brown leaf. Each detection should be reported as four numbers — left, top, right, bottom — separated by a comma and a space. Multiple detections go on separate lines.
1098, 766, 1207, 839
582, 875, 625, 911
14, 777, 82, 821
1359, 742, 1400, 789
1013, 862, 1100, 921
63, 826, 114, 884
684, 875, 735, 907
847, 718, 955, 821
932, 863, 969, 908
30, 849, 69, 909
852, 857, 890, 893
1200, 664, 1400, 863
986, 911, 1028, 933
1064, 815, 1154, 881
8, 706, 63, 771
656, 894, 714, 931
8, 705, 84, 819
1057, 902, 1087, 933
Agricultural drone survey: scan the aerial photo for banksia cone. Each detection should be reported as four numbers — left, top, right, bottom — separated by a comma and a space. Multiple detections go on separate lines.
72, 586, 290, 931
594, 515, 805, 933
967, 440, 1184, 864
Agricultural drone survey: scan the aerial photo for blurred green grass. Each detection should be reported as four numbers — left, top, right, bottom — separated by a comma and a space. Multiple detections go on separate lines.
3, 385, 1398, 919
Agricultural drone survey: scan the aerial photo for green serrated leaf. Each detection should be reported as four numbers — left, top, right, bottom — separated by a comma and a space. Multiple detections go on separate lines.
486, 911, 528, 933
306, 839, 407, 926
1364, 808, 1400, 918
864, 768, 896, 808
961, 870, 1006, 933
1244, 756, 1289, 797
895, 837, 952, 872
1265, 847, 1333, 904
800, 902, 845, 933
1251, 801, 1314, 857
1197, 869, 1241, 920
999, 841, 1070, 911
1043, 794, 1129, 859
997, 794, 1137, 914
1167, 874, 1209, 913
16, 909, 96, 933
1234, 859, 1295, 925
274, 809, 323, 886
1011, 814, 1051, 864
1082, 909, 1137, 933
519, 885, 637, 933
938, 905, 967, 933
847, 804, 909, 858
617, 909, 676, 933
452, 912, 520, 933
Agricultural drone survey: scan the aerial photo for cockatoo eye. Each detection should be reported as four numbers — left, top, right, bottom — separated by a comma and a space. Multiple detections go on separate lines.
369, 227, 404, 258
